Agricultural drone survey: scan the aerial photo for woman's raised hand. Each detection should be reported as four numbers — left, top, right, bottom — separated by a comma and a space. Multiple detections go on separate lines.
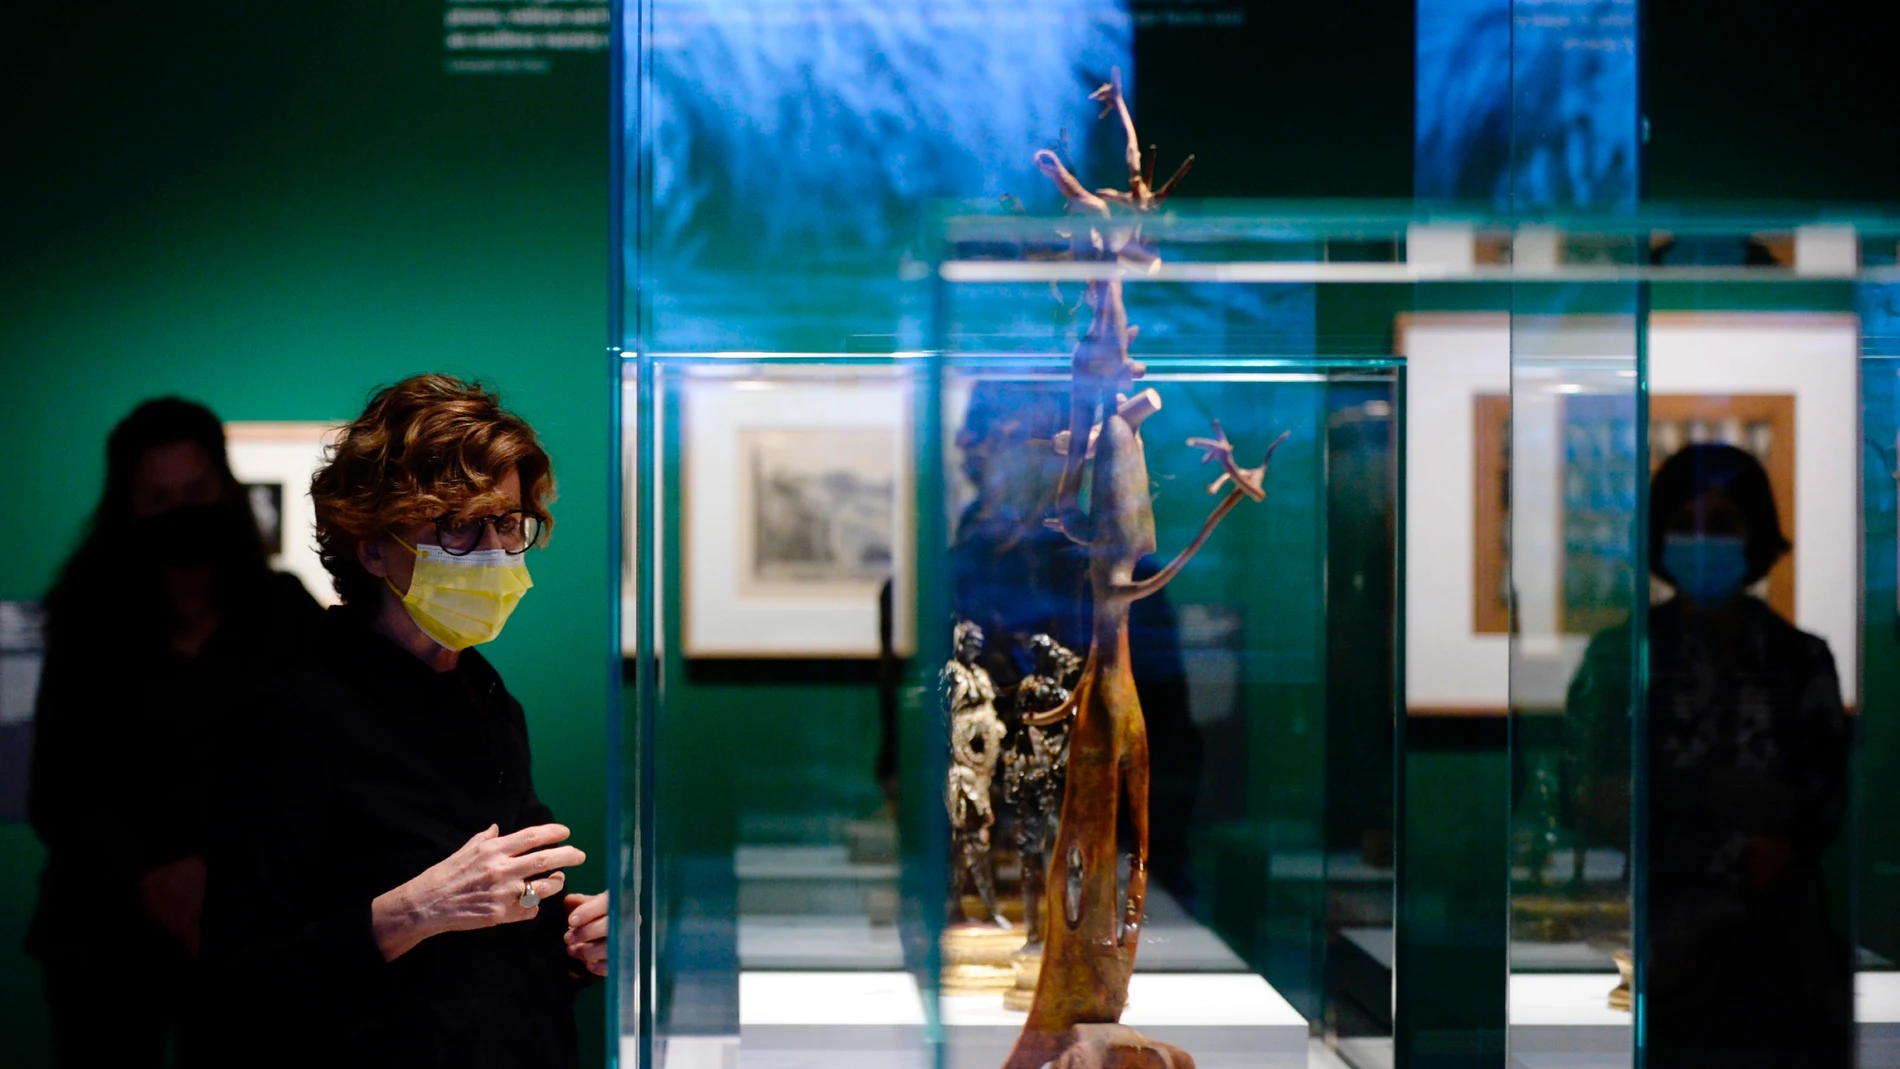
372, 823, 586, 961
562, 891, 610, 977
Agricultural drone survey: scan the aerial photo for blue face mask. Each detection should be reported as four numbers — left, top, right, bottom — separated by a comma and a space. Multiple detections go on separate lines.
1661, 534, 1750, 605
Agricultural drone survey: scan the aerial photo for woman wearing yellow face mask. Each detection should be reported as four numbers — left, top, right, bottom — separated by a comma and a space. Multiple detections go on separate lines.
199, 374, 609, 1069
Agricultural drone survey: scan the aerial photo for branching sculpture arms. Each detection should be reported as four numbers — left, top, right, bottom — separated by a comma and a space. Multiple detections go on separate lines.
1033, 151, 1111, 220
1116, 429, 1291, 603
1087, 68, 1195, 212
1020, 664, 1088, 727
1089, 70, 1145, 204
1191, 423, 1288, 503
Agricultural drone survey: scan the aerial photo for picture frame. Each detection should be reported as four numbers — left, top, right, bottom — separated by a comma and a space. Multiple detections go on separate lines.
225, 421, 343, 607
682, 373, 913, 658
620, 371, 641, 658
1472, 393, 1513, 634
1476, 387, 1800, 635
1401, 311, 1857, 713
0, 601, 45, 821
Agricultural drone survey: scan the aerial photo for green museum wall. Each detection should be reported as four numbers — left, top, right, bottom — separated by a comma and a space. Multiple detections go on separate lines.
1, 0, 610, 1064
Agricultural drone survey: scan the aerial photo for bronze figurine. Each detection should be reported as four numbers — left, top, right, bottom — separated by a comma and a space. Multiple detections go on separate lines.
1005, 633, 1083, 948
945, 619, 1011, 928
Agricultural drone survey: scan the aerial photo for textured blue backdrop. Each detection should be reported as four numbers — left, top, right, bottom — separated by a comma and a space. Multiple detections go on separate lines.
1416, 0, 1637, 208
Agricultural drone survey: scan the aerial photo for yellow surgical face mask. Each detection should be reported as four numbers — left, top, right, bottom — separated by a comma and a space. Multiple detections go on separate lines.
387, 536, 533, 651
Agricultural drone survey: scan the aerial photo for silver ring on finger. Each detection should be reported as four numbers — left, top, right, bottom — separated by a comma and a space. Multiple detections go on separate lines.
518, 879, 540, 909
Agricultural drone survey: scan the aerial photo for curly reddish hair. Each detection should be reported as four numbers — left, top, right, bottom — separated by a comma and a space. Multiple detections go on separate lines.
312, 374, 555, 606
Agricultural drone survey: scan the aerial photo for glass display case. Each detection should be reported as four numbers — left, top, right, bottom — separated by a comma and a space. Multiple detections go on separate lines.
1492, 219, 1900, 1069
1394, 215, 1898, 1068
610, 3, 1900, 1066
614, 206, 1900, 1068
618, 188, 1412, 1068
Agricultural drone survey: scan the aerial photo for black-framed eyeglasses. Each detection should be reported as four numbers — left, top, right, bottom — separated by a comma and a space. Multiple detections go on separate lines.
431, 509, 544, 556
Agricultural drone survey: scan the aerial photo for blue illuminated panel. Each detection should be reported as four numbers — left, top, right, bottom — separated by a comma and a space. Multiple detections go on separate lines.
627, 0, 1132, 351
1417, 0, 1637, 208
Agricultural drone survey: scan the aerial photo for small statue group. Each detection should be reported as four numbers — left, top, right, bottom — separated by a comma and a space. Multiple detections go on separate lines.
945, 619, 1010, 927
945, 621, 1085, 935
1004, 633, 1082, 945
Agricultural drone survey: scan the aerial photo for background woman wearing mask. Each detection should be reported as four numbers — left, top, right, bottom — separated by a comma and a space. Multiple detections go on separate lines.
27, 398, 322, 1067
1568, 443, 1851, 1069
201, 374, 608, 1069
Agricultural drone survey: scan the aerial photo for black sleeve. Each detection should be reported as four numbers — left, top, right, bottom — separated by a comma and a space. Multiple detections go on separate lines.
1790, 636, 1850, 858
1566, 623, 1634, 850
266, 571, 325, 639
26, 627, 152, 881
200, 678, 390, 1027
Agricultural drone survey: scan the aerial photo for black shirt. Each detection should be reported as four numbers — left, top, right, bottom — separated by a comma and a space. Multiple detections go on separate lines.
200, 608, 583, 1069
27, 571, 321, 963
1567, 597, 1852, 1067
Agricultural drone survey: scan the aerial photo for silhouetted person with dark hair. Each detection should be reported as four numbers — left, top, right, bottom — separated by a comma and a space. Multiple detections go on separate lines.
26, 398, 321, 1068
949, 381, 1201, 907
1568, 443, 1851, 1069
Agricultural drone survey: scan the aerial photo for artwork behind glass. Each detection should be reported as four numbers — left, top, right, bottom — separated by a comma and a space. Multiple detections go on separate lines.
681, 374, 912, 658
1559, 393, 1794, 633
1473, 394, 1512, 633
0, 601, 44, 820
739, 427, 895, 596
1470, 392, 1795, 636
244, 482, 285, 557
225, 422, 341, 607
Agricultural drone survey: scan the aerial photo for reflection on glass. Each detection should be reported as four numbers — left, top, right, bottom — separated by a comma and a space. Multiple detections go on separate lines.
939, 357, 1398, 1066
1571, 444, 1853, 1067
1508, 331, 1640, 1065
950, 379, 1202, 912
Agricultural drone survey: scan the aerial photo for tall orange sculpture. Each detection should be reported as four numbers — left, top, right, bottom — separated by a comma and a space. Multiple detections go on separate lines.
998, 71, 1286, 1069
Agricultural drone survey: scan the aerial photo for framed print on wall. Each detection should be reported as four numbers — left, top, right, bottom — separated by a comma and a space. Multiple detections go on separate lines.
225, 421, 342, 607
682, 373, 913, 658
1473, 393, 1513, 634
1473, 391, 1799, 635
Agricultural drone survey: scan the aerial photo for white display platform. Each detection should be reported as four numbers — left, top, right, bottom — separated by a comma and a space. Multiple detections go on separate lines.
739, 915, 906, 970
734, 844, 900, 918
737, 851, 1248, 973
725, 970, 1307, 1069
1862, 972, 1900, 1069
1506, 971, 1900, 1069
1507, 973, 1632, 1068
944, 972, 1307, 1069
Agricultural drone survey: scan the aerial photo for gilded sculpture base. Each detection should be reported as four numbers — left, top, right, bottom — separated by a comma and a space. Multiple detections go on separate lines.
1608, 950, 1633, 1012
942, 923, 1027, 994
1511, 894, 1631, 943
1003, 943, 1042, 1011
